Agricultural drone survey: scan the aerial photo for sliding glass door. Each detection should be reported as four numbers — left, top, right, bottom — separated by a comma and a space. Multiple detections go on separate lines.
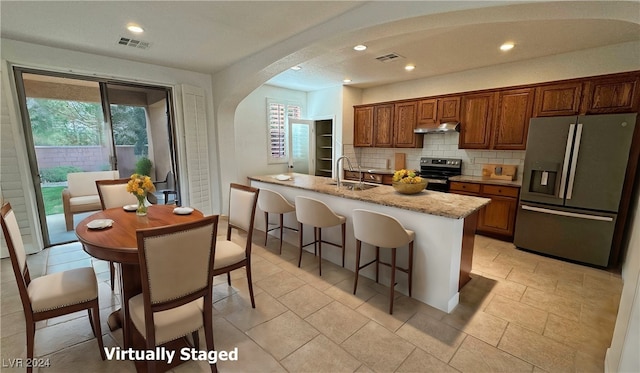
13, 68, 178, 246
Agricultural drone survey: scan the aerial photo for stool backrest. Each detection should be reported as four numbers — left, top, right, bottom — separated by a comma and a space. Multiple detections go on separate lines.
257, 189, 294, 214
352, 209, 414, 248
295, 196, 341, 228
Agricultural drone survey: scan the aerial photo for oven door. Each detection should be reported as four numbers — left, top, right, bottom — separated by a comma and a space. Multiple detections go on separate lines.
423, 177, 449, 192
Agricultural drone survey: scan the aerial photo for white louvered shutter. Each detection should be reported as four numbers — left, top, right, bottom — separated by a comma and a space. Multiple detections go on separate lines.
181, 85, 212, 215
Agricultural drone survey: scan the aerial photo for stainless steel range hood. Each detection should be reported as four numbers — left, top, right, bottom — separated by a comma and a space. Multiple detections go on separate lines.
414, 122, 460, 134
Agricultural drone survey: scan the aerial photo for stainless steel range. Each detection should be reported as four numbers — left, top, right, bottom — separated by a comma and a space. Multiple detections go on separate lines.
419, 157, 462, 192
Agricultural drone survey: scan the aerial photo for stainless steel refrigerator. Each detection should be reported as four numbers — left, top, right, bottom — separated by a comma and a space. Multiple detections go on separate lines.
514, 113, 637, 266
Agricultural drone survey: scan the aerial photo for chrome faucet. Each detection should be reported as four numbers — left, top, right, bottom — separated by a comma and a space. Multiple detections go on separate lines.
336, 156, 354, 188
336, 156, 363, 188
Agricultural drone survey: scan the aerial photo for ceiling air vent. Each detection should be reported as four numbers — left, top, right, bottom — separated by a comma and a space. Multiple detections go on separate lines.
117, 37, 151, 50
375, 53, 403, 63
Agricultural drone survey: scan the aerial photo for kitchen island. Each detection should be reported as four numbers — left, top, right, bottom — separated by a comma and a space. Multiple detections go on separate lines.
249, 173, 490, 312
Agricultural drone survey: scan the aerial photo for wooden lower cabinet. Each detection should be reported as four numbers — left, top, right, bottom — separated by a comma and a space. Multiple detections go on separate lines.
450, 181, 519, 241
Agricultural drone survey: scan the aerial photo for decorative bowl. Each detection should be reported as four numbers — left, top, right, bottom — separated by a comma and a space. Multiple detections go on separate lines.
392, 180, 428, 195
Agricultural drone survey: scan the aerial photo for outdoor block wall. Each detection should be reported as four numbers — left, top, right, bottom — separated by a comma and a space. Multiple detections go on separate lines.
35, 145, 138, 177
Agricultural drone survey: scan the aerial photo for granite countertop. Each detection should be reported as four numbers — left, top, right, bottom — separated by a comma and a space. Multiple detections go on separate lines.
249, 173, 490, 219
449, 175, 522, 188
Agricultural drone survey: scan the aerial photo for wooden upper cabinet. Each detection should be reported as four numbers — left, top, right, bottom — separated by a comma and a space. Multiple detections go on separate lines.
416, 96, 460, 128
394, 101, 421, 148
354, 106, 374, 147
373, 104, 394, 147
582, 74, 640, 114
492, 88, 535, 150
459, 93, 495, 149
533, 82, 582, 117
438, 96, 461, 123
417, 99, 437, 126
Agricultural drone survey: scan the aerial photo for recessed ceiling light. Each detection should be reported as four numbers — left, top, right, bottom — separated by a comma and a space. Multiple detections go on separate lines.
353, 44, 367, 51
127, 24, 144, 33
405, 64, 416, 71
343, 79, 352, 83
500, 42, 515, 51
290, 66, 302, 71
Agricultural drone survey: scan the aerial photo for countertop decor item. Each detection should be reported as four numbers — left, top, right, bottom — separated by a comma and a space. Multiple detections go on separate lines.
126, 173, 155, 216
392, 169, 427, 194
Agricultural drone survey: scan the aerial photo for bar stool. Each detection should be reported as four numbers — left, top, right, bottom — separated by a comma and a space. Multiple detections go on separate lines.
352, 209, 414, 314
295, 196, 346, 276
257, 189, 297, 254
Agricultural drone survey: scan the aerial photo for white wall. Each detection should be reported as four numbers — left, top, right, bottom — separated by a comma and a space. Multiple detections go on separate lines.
233, 84, 307, 185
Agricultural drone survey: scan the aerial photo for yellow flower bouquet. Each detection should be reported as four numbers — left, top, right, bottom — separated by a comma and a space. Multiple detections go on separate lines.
126, 173, 155, 216
391, 169, 427, 194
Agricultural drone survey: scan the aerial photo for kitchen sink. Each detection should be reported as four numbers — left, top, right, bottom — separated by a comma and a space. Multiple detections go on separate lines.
327, 181, 379, 191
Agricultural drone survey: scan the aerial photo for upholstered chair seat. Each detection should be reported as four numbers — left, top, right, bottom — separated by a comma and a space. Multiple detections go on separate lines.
129, 296, 204, 346
214, 241, 247, 269
28, 267, 99, 312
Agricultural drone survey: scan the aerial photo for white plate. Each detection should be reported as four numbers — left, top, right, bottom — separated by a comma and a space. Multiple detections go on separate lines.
275, 174, 292, 181
87, 219, 114, 229
173, 207, 194, 215
123, 204, 137, 212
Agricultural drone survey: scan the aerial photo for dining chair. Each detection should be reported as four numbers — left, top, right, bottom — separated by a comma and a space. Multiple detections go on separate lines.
0, 202, 106, 372
130, 215, 219, 373
352, 209, 414, 314
96, 178, 139, 291
153, 171, 178, 205
214, 183, 259, 308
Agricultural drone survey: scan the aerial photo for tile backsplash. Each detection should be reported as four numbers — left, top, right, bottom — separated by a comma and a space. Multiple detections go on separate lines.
344, 132, 526, 181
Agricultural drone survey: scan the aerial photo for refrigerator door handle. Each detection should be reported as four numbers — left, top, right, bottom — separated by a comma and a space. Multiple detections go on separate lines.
566, 123, 583, 200
558, 124, 576, 198
521, 204, 613, 222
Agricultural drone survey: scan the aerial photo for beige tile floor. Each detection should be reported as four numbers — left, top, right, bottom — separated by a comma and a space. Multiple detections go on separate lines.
1, 218, 622, 372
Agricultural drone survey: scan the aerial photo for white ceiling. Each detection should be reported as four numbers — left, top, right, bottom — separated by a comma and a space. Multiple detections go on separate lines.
1, 1, 639, 92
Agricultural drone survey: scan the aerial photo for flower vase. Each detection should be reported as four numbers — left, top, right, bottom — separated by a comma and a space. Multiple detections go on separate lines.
136, 195, 147, 216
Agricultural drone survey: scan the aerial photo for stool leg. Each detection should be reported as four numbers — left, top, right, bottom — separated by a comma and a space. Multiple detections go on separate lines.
313, 227, 318, 256
318, 227, 323, 276
375, 247, 380, 283
390, 247, 397, 315
264, 212, 269, 246
353, 239, 361, 294
297, 222, 304, 268
341, 222, 346, 268
278, 213, 284, 255
408, 241, 414, 297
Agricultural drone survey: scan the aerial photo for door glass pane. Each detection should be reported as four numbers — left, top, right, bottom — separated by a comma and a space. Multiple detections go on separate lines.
106, 83, 176, 204
20, 73, 111, 245
291, 122, 311, 174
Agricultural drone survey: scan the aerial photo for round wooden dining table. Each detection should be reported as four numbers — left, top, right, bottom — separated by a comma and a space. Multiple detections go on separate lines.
76, 204, 205, 351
